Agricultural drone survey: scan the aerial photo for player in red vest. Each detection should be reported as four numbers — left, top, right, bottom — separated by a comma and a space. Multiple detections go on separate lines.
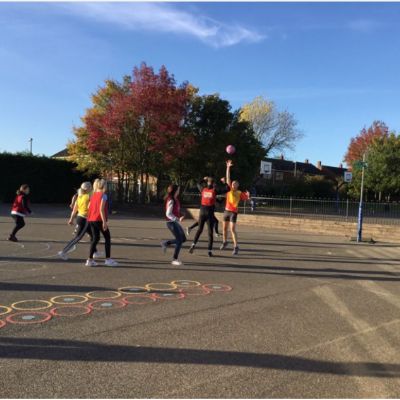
8, 184, 32, 242
86, 179, 118, 267
188, 175, 230, 257
161, 184, 186, 266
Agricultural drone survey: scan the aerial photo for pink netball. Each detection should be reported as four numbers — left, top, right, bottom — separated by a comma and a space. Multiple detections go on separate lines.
226, 145, 236, 155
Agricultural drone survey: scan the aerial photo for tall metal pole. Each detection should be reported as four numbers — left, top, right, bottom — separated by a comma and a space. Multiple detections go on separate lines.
29, 138, 33, 155
357, 153, 366, 243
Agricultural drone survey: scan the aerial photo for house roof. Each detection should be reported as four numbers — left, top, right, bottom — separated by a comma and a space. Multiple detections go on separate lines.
51, 148, 69, 158
264, 158, 323, 175
264, 157, 347, 178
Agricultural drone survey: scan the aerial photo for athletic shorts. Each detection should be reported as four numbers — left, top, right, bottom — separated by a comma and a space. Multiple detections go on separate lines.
223, 210, 238, 223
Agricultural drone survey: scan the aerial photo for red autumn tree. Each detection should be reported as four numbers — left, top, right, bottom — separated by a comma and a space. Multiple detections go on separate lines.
344, 121, 389, 167
130, 63, 194, 165
83, 63, 193, 202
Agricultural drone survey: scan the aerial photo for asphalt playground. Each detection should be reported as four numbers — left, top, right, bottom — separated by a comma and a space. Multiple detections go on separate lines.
1, 205, 400, 398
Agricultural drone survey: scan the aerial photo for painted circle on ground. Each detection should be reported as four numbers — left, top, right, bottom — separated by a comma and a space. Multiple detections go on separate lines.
0, 320, 5, 329
118, 286, 149, 295
123, 295, 156, 305
171, 280, 201, 288
89, 299, 126, 310
11, 300, 53, 311
6, 311, 52, 324
181, 286, 211, 296
50, 306, 92, 317
0, 305, 12, 316
145, 283, 178, 292
202, 283, 232, 292
152, 292, 185, 300
86, 291, 121, 299
50, 295, 88, 305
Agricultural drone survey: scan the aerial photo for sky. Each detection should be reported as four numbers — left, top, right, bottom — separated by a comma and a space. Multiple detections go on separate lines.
0, 1, 399, 167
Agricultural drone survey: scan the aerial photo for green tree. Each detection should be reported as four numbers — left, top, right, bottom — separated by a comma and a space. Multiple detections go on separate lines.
183, 94, 265, 188
349, 133, 400, 200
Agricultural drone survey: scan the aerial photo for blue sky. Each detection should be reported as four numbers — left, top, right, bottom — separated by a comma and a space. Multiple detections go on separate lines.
0, 2, 399, 167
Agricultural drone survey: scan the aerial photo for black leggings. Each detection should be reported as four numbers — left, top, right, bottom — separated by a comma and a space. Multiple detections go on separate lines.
89, 221, 111, 259
189, 215, 219, 234
62, 216, 95, 254
166, 221, 186, 260
11, 215, 25, 237
193, 207, 215, 251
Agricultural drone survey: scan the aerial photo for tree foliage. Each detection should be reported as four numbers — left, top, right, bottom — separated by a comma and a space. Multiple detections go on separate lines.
348, 133, 400, 200
343, 120, 389, 166
239, 95, 302, 155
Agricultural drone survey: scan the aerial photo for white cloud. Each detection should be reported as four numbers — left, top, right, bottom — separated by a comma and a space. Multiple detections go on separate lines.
62, 2, 265, 48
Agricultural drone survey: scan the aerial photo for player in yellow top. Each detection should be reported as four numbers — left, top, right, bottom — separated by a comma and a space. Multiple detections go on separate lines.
220, 160, 250, 255
58, 182, 102, 260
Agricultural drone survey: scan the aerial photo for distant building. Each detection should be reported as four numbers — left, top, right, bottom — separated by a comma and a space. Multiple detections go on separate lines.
259, 155, 347, 183
51, 148, 71, 160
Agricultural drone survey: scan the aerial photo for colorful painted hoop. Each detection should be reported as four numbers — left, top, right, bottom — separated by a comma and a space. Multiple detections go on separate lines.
202, 283, 232, 292
118, 286, 149, 295
0, 305, 12, 316
123, 295, 156, 305
50, 306, 92, 317
50, 295, 88, 305
145, 283, 178, 291
152, 292, 185, 300
6, 311, 52, 324
0, 320, 5, 329
171, 280, 201, 288
11, 300, 53, 311
181, 286, 211, 296
89, 299, 126, 310
86, 291, 121, 299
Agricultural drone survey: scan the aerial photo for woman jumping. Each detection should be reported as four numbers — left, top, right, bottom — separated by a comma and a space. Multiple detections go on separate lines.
220, 160, 250, 255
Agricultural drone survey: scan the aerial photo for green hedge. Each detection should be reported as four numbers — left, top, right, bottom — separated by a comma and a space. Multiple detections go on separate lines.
1, 153, 94, 203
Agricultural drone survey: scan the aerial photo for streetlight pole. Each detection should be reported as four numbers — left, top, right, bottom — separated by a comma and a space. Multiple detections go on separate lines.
29, 138, 33, 155
357, 153, 366, 243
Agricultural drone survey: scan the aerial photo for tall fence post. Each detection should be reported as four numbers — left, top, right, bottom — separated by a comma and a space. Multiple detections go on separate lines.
244, 200, 246, 215
346, 198, 349, 220
289, 196, 293, 216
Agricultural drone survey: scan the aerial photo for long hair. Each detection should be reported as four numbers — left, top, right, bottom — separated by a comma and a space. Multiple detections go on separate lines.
164, 184, 178, 201
16, 184, 29, 195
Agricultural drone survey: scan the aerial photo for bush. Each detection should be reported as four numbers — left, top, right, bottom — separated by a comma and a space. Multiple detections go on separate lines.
1, 152, 95, 203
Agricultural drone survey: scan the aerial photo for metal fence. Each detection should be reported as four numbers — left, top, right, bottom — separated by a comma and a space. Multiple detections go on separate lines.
181, 193, 400, 225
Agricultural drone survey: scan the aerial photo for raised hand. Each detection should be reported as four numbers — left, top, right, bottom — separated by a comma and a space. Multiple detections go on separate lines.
226, 160, 233, 168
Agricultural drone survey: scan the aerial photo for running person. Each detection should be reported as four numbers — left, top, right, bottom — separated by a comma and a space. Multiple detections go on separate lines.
188, 176, 229, 257
220, 160, 250, 255
58, 182, 102, 260
161, 185, 186, 266
8, 184, 31, 242
86, 179, 118, 267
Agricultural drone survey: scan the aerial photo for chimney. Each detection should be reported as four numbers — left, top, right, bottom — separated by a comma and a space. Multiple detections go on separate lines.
280, 154, 284, 160
305, 159, 309, 164
317, 161, 322, 170
339, 163, 343, 168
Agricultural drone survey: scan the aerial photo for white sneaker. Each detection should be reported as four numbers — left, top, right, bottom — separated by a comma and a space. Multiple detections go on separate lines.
186, 227, 191, 236
85, 259, 97, 267
58, 251, 68, 261
105, 258, 118, 267
93, 251, 104, 259
161, 241, 168, 254
171, 259, 183, 266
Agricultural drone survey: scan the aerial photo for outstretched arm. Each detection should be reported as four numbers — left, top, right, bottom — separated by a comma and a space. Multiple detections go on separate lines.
226, 160, 233, 187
